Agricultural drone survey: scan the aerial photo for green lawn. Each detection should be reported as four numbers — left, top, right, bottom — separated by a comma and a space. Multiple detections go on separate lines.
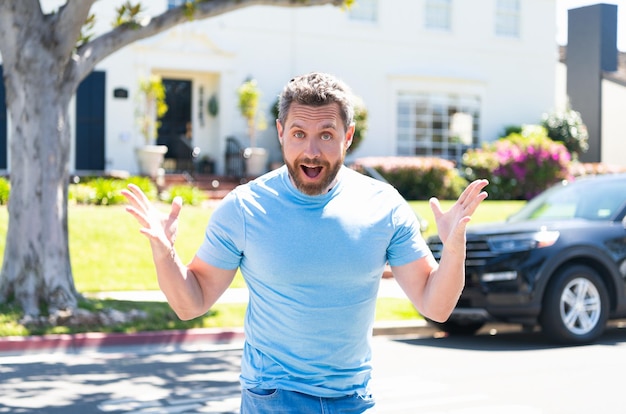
0, 199, 525, 336
64, 200, 523, 292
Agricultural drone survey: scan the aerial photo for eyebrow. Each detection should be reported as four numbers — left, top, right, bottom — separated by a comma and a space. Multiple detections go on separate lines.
289, 121, 339, 130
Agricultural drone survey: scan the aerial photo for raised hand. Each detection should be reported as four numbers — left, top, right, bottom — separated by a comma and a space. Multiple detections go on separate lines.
429, 179, 489, 246
121, 184, 183, 258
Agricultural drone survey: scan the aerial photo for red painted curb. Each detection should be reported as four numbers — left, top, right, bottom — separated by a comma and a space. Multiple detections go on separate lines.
0, 328, 246, 354
0, 321, 427, 355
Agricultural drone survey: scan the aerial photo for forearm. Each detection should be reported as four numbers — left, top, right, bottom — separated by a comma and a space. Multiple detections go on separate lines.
421, 243, 466, 322
151, 243, 207, 320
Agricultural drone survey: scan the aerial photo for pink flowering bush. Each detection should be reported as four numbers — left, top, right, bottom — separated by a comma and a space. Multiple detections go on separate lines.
351, 156, 467, 200
568, 161, 626, 178
462, 126, 571, 200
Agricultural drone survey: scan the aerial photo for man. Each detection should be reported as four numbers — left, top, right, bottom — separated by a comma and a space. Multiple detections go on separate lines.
122, 72, 488, 413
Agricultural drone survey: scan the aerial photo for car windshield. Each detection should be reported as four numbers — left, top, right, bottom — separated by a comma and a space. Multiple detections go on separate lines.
507, 178, 626, 223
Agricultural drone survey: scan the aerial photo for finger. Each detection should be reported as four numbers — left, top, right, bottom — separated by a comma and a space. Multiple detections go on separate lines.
467, 179, 489, 199
169, 196, 183, 221
461, 188, 489, 216
121, 188, 142, 208
429, 197, 443, 218
457, 179, 489, 209
469, 190, 489, 210
454, 216, 471, 237
125, 205, 150, 228
125, 183, 151, 211
139, 227, 161, 241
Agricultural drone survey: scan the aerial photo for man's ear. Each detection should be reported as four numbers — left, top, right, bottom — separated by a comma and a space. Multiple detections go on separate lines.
345, 123, 355, 148
276, 119, 284, 145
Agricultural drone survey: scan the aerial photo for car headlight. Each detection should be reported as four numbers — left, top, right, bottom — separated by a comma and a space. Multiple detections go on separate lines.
487, 228, 560, 253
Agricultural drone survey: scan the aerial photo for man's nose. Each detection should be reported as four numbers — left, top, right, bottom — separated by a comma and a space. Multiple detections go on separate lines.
303, 138, 321, 158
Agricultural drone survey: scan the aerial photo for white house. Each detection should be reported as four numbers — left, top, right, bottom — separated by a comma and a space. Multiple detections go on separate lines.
1, 0, 564, 176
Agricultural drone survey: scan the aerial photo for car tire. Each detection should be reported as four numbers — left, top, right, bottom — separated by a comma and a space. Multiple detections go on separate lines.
425, 318, 485, 336
540, 265, 609, 344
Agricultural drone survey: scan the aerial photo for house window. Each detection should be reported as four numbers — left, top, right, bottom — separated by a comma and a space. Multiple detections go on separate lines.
167, 0, 186, 9
495, 0, 520, 38
348, 0, 378, 22
396, 92, 480, 164
424, 0, 452, 31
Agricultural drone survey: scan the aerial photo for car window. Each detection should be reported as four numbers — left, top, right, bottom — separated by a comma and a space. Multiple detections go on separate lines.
508, 178, 626, 222
508, 183, 578, 222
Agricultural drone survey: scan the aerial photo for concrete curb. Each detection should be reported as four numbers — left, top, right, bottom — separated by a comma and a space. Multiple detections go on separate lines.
0, 321, 429, 356
0, 327, 246, 355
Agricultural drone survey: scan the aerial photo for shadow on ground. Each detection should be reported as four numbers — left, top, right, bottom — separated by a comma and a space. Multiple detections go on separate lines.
0, 347, 243, 413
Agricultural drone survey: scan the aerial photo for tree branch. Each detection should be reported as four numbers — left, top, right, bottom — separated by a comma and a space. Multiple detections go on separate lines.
75, 0, 346, 81
53, 0, 98, 59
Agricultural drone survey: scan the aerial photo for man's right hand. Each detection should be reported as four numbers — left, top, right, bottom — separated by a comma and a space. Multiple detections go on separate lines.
121, 184, 183, 259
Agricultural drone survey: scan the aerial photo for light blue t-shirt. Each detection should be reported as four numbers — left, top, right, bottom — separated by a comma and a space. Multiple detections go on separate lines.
196, 165, 430, 397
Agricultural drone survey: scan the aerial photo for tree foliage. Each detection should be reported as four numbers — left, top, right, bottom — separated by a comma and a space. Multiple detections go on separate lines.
541, 106, 589, 158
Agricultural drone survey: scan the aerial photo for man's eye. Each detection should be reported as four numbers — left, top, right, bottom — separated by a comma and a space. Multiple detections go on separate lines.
294, 131, 305, 138
321, 133, 332, 141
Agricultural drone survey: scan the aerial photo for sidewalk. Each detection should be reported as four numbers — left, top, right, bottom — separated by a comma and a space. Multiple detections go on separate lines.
0, 278, 428, 355
87, 276, 410, 304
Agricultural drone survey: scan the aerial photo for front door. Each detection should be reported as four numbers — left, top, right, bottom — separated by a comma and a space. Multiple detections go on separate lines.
157, 78, 192, 172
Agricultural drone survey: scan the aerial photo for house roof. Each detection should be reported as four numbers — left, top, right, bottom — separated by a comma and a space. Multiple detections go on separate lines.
559, 44, 626, 87
604, 52, 626, 86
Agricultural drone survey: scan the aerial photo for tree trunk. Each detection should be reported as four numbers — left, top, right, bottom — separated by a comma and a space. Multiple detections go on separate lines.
0, 60, 79, 317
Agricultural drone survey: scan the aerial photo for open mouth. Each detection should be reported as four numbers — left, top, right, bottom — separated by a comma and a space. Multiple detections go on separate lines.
301, 165, 323, 179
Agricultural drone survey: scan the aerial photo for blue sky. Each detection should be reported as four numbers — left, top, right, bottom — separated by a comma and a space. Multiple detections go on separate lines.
557, 0, 624, 50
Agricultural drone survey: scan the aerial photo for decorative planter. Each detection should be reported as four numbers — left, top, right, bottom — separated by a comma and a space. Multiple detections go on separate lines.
135, 145, 168, 177
243, 147, 269, 177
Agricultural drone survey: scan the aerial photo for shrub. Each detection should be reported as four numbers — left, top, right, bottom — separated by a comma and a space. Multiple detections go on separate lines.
352, 156, 467, 200
161, 184, 207, 206
88, 178, 127, 205
463, 126, 571, 200
68, 176, 158, 206
348, 98, 368, 155
123, 176, 158, 200
0, 177, 9, 205
541, 107, 589, 158
69, 184, 97, 205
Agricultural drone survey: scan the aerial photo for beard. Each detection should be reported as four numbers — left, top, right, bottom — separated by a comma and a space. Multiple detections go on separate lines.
284, 155, 344, 196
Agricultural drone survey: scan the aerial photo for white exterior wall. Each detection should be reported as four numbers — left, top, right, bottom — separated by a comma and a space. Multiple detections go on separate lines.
9, 0, 559, 175
555, 61, 569, 112
601, 79, 626, 166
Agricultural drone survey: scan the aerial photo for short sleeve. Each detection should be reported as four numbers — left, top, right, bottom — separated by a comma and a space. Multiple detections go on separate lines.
196, 193, 245, 270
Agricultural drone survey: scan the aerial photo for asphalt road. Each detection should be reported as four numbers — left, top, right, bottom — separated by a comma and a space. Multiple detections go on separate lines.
2, 323, 626, 413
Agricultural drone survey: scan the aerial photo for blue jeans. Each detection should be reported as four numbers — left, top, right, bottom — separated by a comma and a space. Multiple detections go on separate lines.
240, 388, 376, 413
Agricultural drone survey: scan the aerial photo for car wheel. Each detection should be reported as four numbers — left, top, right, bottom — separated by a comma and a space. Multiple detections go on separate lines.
540, 265, 609, 344
425, 318, 484, 336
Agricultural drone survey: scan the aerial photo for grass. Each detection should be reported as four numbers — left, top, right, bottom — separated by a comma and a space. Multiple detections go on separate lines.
410, 199, 524, 240
0, 199, 525, 337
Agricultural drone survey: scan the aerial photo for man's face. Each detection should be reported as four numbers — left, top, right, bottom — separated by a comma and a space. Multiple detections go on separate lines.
277, 102, 354, 196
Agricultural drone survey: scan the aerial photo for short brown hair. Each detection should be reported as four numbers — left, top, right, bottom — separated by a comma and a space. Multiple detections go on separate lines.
277, 72, 355, 129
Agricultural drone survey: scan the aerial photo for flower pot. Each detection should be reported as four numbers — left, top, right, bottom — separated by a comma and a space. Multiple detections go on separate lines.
243, 147, 269, 177
135, 145, 168, 177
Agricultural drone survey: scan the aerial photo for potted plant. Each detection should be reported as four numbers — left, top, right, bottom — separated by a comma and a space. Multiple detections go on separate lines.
135, 75, 169, 177
237, 78, 268, 176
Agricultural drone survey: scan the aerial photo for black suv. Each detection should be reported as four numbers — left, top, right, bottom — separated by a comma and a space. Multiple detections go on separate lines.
426, 173, 626, 344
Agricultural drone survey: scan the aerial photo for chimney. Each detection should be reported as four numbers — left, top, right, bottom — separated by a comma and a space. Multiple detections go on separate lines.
566, 3, 618, 162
